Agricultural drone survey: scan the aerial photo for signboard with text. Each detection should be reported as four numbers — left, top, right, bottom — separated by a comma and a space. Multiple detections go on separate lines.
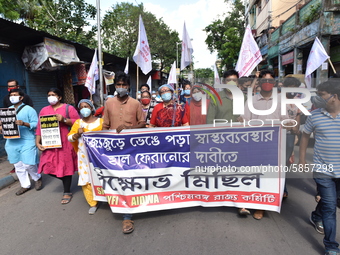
40, 115, 62, 149
0, 108, 20, 139
83, 124, 285, 214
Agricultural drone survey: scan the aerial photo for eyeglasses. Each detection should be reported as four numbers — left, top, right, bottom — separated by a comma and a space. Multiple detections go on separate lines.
160, 89, 171, 94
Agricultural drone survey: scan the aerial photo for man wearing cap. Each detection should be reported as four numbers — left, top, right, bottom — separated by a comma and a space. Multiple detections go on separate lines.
102, 71, 145, 234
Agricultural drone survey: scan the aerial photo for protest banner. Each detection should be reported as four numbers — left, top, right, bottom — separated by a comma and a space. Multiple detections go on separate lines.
83, 124, 285, 214
39, 115, 62, 148
0, 108, 20, 139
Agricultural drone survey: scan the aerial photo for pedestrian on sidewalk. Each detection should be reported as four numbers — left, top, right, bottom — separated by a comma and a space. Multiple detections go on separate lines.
299, 80, 340, 255
1, 89, 42, 195
35, 88, 79, 204
68, 99, 103, 215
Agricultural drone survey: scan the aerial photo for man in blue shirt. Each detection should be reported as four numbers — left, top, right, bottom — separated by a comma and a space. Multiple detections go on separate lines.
1, 89, 42, 195
299, 80, 340, 255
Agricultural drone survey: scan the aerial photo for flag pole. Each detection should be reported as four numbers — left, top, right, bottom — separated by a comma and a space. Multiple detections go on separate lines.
136, 65, 139, 98
96, 0, 104, 106
328, 58, 337, 74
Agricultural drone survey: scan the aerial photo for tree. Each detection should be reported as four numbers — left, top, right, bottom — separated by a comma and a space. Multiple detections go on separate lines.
194, 67, 214, 84
204, 0, 245, 70
101, 2, 180, 72
0, 0, 97, 48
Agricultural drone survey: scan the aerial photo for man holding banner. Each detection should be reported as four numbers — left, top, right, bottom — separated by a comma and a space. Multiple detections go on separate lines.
2, 89, 42, 195
102, 71, 146, 233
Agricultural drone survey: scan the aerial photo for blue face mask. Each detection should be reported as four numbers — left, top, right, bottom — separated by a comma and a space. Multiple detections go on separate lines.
80, 108, 92, 118
161, 92, 172, 102
184, 89, 191, 95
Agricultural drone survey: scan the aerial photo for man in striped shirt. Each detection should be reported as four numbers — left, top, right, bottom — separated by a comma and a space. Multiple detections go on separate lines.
299, 80, 340, 255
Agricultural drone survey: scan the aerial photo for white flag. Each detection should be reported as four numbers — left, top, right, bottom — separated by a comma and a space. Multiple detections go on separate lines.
124, 57, 129, 74
147, 76, 152, 92
305, 37, 330, 89
235, 25, 262, 77
85, 49, 99, 95
133, 15, 152, 75
180, 22, 193, 70
168, 61, 177, 84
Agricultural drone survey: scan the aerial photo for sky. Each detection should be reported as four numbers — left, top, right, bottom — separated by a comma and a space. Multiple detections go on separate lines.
85, 0, 231, 69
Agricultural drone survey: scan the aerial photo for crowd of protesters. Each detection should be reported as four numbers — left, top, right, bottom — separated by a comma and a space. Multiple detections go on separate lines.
1, 70, 339, 254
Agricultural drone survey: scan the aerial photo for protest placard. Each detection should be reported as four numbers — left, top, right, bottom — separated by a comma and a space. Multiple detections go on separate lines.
0, 108, 20, 139
40, 115, 62, 148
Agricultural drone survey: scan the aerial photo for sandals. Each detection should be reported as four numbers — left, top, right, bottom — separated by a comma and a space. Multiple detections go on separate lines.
61, 193, 73, 204
238, 208, 251, 215
253, 210, 265, 220
122, 220, 134, 234
15, 187, 30, 196
88, 206, 98, 215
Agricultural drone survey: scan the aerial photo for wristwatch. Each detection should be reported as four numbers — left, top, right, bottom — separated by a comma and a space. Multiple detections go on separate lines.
63, 118, 67, 123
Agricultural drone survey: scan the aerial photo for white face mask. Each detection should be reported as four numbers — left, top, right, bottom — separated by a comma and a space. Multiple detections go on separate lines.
192, 92, 203, 101
48, 96, 59, 105
10, 96, 21, 105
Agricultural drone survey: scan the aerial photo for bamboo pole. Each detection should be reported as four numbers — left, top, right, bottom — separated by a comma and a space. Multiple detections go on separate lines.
328, 58, 337, 74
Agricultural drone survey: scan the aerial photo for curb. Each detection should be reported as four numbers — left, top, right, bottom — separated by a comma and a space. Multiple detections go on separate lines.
0, 174, 17, 190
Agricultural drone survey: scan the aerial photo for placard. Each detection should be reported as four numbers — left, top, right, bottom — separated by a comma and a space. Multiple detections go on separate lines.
0, 108, 20, 139
40, 115, 62, 148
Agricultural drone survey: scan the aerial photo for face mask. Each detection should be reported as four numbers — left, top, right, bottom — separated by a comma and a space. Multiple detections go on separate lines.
9, 96, 21, 104
152, 94, 156, 99
261, 83, 274, 92
226, 80, 237, 86
286, 92, 297, 99
161, 92, 172, 102
192, 92, 203, 101
184, 89, 191, 95
116, 88, 128, 97
311, 95, 333, 109
80, 108, 92, 118
8, 87, 18, 92
137, 95, 141, 99
141, 98, 151, 105
48, 96, 59, 105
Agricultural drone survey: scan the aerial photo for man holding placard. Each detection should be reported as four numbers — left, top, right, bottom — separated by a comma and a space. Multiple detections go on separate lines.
1, 89, 42, 195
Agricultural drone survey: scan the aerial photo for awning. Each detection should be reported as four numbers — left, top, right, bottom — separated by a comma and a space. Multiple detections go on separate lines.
22, 37, 82, 71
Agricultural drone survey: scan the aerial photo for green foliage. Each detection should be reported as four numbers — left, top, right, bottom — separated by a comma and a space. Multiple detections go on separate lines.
0, 0, 97, 47
101, 2, 180, 71
194, 67, 214, 84
303, 3, 321, 25
204, 0, 245, 69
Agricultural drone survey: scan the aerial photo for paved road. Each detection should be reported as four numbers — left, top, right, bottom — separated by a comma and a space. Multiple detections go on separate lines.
0, 146, 334, 255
